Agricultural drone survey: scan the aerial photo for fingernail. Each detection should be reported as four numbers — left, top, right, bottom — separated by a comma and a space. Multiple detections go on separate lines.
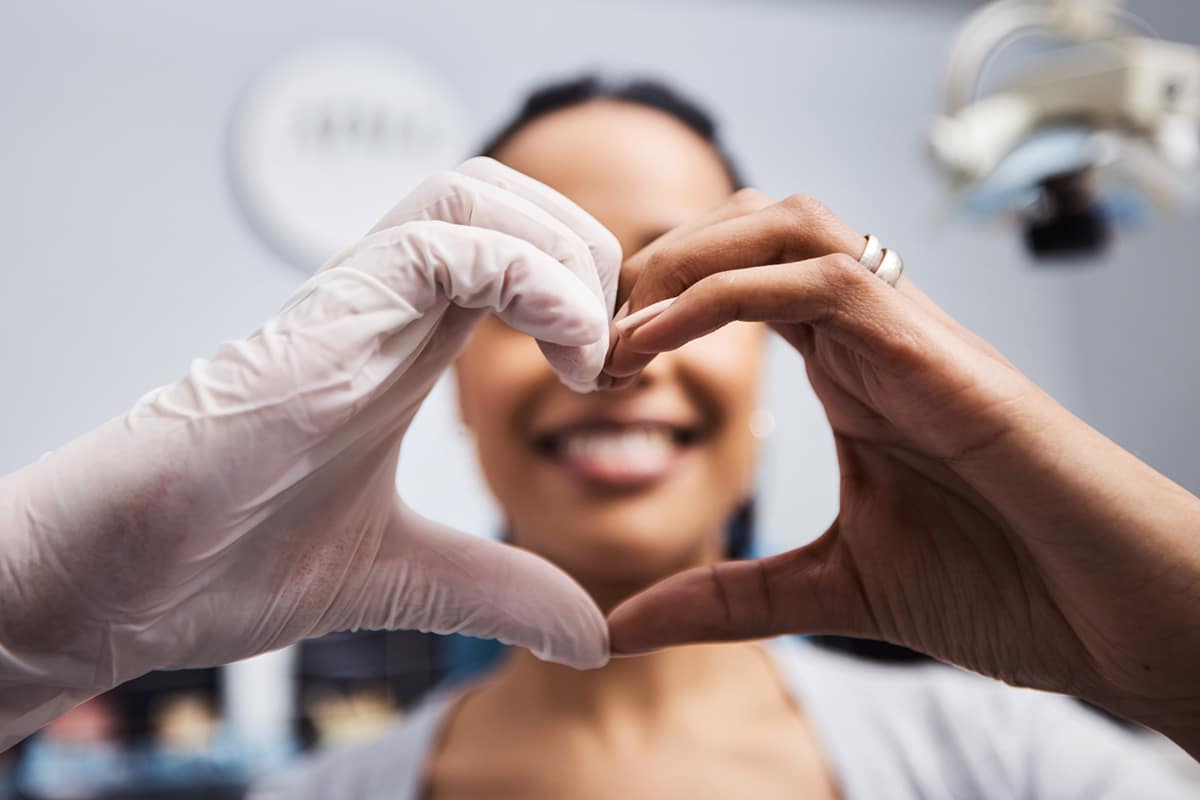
613, 297, 676, 336
609, 645, 663, 658
612, 299, 632, 325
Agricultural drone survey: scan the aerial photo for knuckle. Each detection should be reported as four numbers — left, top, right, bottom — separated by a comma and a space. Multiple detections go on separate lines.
423, 169, 465, 194
642, 244, 668, 275
778, 193, 829, 220
692, 268, 732, 298
418, 170, 473, 216
728, 187, 772, 214
776, 195, 844, 252
707, 565, 736, 628
813, 253, 867, 317
824, 251, 864, 278
695, 271, 742, 321
636, 247, 668, 291
707, 269, 742, 295
640, 246, 688, 299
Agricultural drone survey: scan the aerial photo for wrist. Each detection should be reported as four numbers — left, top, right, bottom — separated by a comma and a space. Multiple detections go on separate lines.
955, 382, 1197, 540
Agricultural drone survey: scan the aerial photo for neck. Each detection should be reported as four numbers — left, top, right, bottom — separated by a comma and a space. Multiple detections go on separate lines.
485, 530, 755, 726
491, 639, 772, 733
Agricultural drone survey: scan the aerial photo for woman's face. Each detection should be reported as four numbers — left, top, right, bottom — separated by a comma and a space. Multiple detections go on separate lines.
455, 100, 765, 598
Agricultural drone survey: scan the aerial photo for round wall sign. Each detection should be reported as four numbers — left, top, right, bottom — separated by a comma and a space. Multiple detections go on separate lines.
230, 42, 468, 270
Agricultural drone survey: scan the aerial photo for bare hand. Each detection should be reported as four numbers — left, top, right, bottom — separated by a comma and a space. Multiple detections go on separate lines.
605, 190, 1200, 758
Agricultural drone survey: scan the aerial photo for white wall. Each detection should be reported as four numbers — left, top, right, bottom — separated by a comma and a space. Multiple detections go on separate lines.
1, 0, 1197, 556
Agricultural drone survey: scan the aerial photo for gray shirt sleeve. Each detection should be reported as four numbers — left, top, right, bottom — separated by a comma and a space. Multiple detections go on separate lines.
778, 641, 1197, 800
1009, 685, 1196, 799
247, 688, 459, 800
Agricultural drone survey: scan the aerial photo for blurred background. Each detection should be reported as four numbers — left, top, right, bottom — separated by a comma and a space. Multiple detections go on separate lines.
1, 0, 1197, 796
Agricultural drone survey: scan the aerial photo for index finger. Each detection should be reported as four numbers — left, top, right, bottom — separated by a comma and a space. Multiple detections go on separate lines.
615, 188, 774, 313
625, 194, 863, 317
457, 157, 623, 315
606, 196, 864, 379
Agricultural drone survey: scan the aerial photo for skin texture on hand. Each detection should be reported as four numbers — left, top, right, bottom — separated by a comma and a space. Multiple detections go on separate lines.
603, 191, 1200, 760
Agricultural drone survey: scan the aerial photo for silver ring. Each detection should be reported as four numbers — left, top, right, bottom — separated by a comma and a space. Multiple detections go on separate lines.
874, 248, 904, 286
859, 234, 883, 272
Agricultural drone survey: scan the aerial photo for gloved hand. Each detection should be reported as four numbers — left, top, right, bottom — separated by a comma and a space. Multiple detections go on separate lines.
0, 157, 620, 751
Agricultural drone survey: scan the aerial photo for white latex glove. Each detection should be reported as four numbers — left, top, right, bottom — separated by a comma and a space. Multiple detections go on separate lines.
0, 157, 620, 751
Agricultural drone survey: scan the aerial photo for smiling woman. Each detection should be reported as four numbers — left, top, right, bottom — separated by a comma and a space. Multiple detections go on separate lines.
456, 84, 765, 603
251, 76, 1194, 800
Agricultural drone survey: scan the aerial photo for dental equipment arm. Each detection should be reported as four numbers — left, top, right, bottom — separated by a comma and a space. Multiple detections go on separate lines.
931, 0, 1200, 188
0, 157, 619, 752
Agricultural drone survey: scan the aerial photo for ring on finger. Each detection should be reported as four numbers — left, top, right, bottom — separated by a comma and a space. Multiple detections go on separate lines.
858, 234, 884, 271
874, 248, 904, 286
859, 234, 903, 287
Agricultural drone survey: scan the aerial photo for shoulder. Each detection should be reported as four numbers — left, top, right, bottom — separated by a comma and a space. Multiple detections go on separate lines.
775, 638, 1050, 729
768, 639, 1193, 799
247, 687, 462, 800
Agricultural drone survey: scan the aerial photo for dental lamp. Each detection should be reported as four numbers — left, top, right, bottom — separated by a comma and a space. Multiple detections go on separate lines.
930, 0, 1200, 258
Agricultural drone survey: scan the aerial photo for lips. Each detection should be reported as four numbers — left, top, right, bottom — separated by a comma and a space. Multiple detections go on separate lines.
531, 420, 704, 489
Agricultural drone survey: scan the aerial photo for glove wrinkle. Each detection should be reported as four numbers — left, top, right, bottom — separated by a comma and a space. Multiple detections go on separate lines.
0, 159, 614, 750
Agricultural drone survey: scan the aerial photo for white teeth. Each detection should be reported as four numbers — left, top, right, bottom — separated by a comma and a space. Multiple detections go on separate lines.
561, 426, 676, 466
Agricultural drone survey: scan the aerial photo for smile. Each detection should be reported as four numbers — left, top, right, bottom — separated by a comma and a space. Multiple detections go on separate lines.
531, 421, 705, 490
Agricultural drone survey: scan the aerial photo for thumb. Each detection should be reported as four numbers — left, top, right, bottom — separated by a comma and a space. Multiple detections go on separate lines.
350, 504, 609, 670
607, 533, 877, 654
